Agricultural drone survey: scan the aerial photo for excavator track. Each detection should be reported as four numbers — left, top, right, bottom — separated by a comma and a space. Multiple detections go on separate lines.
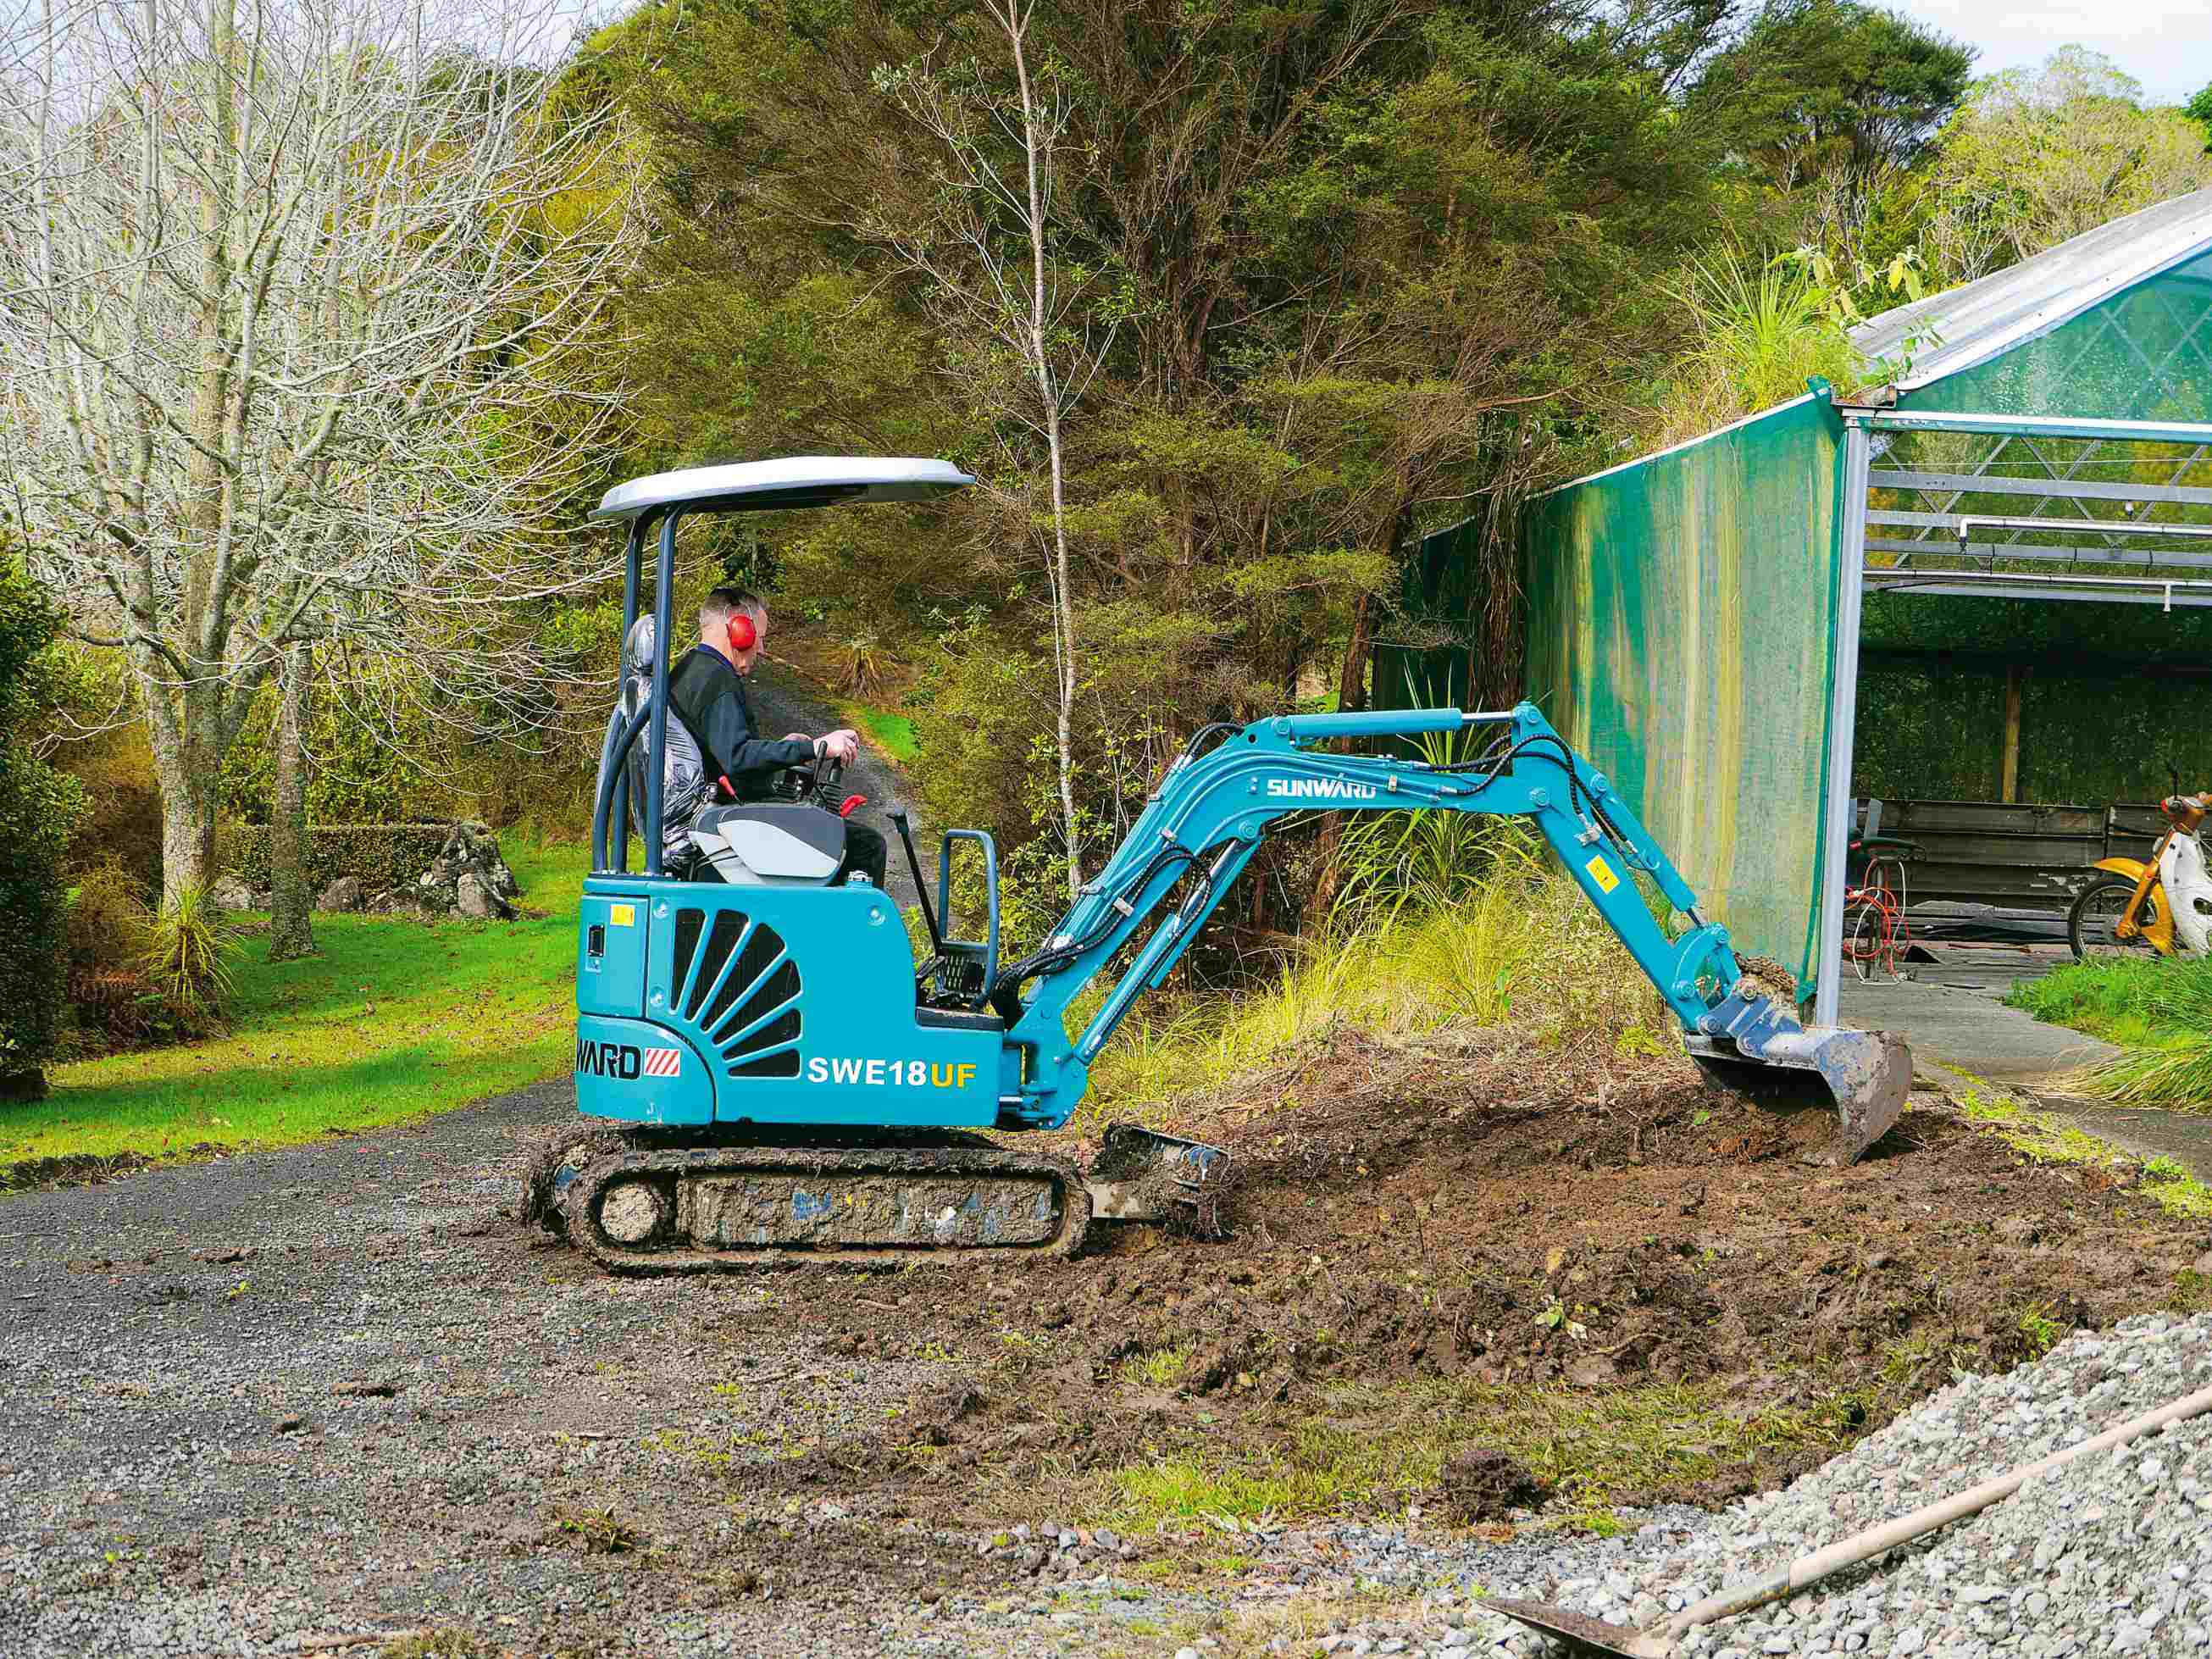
544, 1136, 1092, 1273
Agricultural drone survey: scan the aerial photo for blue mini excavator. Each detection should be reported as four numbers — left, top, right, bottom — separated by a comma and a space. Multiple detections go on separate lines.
528, 457, 1910, 1271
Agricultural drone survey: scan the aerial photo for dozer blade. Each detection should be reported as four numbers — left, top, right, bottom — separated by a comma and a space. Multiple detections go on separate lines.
1683, 1024, 1910, 1167
1085, 1124, 1234, 1236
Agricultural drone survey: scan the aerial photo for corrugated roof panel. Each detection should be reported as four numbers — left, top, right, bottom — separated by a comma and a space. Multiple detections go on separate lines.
1851, 188, 2212, 391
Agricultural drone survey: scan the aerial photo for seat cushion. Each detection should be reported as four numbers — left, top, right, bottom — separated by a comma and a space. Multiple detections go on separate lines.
693, 803, 845, 882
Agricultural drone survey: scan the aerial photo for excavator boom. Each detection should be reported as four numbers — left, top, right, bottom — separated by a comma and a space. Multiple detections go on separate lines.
993, 702, 1906, 1166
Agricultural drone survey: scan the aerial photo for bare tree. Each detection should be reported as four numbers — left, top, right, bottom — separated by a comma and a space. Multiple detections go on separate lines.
873, 3, 1108, 898
269, 639, 314, 959
0, 0, 638, 903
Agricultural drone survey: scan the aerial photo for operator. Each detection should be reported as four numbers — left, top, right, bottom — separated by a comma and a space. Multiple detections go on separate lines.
668, 586, 890, 889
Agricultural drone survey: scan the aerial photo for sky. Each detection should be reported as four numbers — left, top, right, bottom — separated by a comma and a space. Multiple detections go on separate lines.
1885, 0, 2211, 107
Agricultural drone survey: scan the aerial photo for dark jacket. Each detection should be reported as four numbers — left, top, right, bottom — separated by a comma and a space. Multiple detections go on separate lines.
668, 645, 815, 799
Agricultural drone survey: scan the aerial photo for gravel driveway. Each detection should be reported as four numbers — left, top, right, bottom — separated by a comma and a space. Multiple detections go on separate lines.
0, 1077, 1667, 1659
0, 1083, 1016, 1658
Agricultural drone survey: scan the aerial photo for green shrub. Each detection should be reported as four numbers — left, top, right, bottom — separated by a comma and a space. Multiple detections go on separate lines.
62, 862, 157, 1050
64, 860, 150, 979
223, 824, 455, 895
0, 561, 86, 1098
53, 714, 165, 891
141, 883, 239, 1035
1651, 250, 1862, 449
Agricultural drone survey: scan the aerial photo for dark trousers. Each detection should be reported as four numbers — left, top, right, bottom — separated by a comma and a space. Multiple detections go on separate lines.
839, 819, 888, 889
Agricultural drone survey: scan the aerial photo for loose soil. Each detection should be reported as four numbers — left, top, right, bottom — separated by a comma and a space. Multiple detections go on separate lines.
8, 1028, 2209, 1656
713, 1027, 2211, 1526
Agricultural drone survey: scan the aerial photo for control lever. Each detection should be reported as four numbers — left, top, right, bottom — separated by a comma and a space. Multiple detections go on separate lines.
887, 807, 947, 959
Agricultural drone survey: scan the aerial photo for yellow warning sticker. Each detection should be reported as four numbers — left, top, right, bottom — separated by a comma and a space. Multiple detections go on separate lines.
609, 902, 636, 928
1583, 855, 1619, 894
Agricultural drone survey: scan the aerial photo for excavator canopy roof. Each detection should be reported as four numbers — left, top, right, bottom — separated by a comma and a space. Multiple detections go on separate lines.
591, 456, 974, 521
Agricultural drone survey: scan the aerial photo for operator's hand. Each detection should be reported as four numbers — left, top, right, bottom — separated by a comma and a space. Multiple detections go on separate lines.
813, 729, 860, 766
781, 731, 809, 742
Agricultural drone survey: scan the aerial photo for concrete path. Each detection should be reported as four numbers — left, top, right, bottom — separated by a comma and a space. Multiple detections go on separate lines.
1838, 977, 2121, 1082
1838, 946, 2212, 1183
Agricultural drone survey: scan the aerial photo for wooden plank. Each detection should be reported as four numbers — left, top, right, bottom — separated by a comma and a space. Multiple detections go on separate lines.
2001, 666, 2022, 804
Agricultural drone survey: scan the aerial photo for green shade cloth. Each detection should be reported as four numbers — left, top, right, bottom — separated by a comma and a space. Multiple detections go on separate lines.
1901, 247, 2212, 421
1523, 391, 1847, 991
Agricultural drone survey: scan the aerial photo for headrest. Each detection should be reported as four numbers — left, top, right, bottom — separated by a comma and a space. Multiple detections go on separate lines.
624, 613, 659, 680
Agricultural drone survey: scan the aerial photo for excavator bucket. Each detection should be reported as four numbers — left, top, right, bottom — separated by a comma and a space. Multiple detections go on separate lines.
1683, 1018, 1911, 1168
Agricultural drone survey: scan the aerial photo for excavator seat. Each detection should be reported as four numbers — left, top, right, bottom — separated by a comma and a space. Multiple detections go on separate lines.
686, 802, 846, 886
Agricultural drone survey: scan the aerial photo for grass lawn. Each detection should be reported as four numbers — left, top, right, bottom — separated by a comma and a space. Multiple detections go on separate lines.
2009, 954, 2212, 1107
2007, 954, 2207, 1048
845, 701, 917, 763
8, 838, 589, 1172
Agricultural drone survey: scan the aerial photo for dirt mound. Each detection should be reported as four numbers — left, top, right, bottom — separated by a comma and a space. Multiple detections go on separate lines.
1440, 1447, 1549, 1522
630, 1027, 2212, 1528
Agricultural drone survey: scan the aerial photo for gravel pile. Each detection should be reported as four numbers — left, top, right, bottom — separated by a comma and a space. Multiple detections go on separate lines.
1535, 1313, 2212, 1659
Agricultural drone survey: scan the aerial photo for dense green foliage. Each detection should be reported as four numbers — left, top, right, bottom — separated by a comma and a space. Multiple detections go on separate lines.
1855, 595, 2212, 806
585, 0, 1810, 863
30, 2, 2212, 925
0, 563, 85, 1096
222, 824, 459, 896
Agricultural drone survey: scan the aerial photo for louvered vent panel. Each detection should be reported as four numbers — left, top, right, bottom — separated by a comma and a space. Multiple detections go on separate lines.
667, 907, 803, 1080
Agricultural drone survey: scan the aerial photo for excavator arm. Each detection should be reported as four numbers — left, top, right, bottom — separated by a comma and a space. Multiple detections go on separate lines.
995, 702, 1907, 1167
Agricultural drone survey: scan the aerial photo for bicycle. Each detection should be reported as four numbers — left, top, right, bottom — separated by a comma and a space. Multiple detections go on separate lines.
1843, 834, 1915, 981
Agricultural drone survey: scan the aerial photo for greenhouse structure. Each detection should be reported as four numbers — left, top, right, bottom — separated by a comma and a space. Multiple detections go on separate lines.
1427, 187, 2212, 1021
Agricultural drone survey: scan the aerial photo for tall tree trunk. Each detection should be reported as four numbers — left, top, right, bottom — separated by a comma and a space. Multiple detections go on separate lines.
151, 730, 220, 904
268, 642, 316, 961
1336, 592, 1372, 715
1001, 0, 1084, 900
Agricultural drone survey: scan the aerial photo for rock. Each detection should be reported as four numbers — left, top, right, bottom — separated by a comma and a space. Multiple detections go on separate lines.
209, 875, 258, 912
1566, 1355, 1621, 1388
316, 875, 363, 912
398, 820, 520, 919
274, 1415, 307, 1434
455, 874, 496, 918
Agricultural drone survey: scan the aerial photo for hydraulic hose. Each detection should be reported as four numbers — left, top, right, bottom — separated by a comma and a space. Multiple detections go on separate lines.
991, 842, 1201, 1011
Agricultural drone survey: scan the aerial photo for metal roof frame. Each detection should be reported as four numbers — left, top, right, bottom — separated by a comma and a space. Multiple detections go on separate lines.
1851, 189, 2212, 392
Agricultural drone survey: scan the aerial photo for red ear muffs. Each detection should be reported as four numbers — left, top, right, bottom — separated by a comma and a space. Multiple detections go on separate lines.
726, 612, 757, 652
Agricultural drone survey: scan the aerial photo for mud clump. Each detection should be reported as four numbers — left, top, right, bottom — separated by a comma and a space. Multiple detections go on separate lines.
1439, 1446, 1549, 1522
1732, 952, 1799, 1005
